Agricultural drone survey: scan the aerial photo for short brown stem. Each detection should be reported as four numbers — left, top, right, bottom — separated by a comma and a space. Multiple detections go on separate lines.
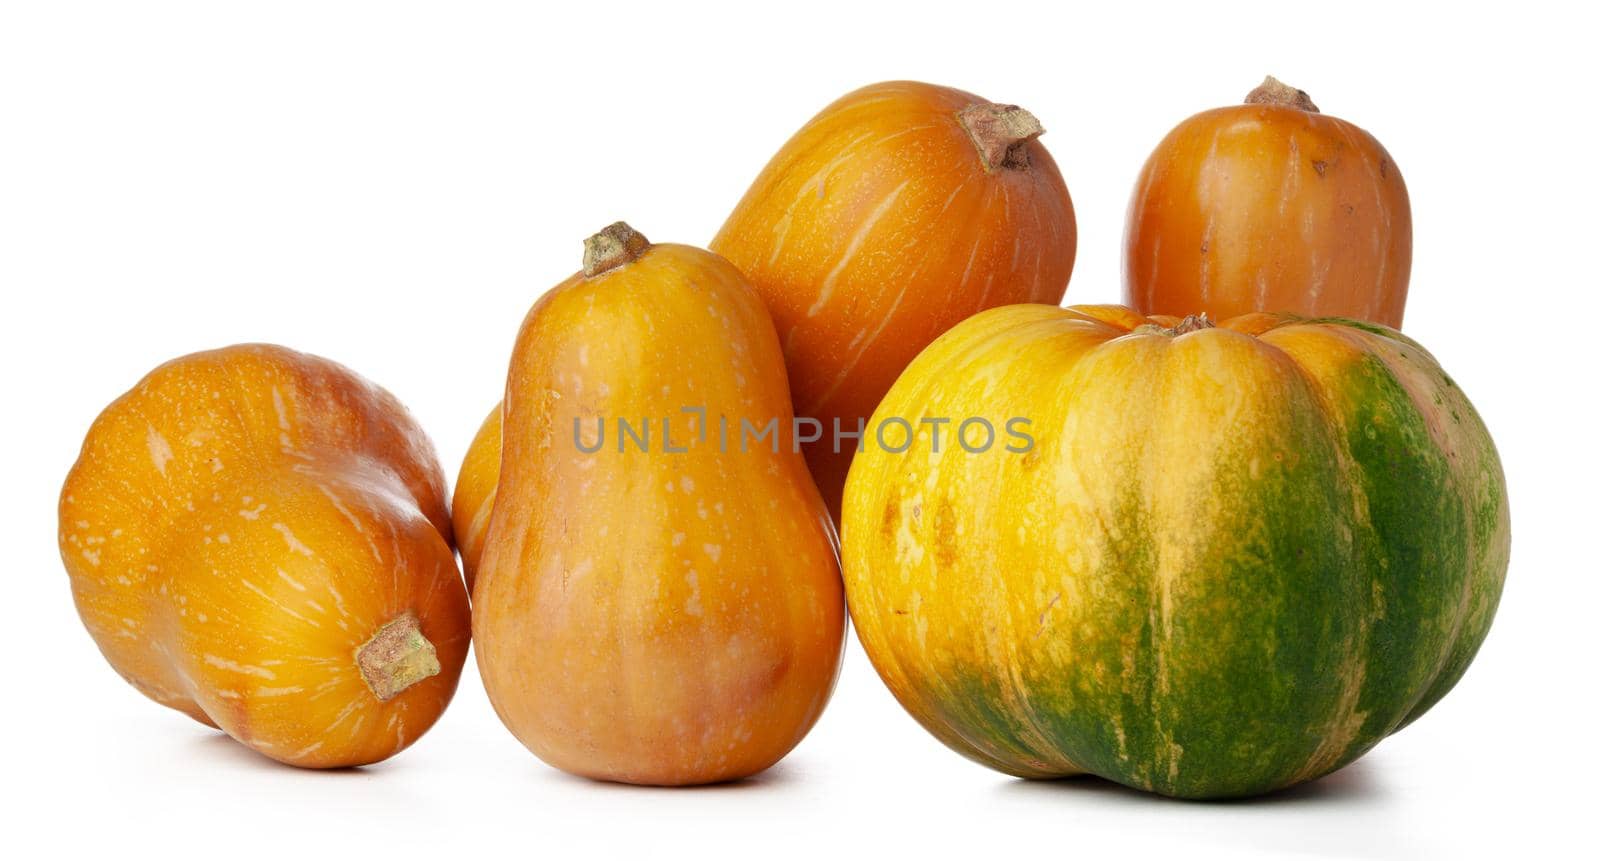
356, 611, 440, 702
1245, 76, 1319, 113
958, 103, 1044, 171
583, 222, 651, 277
1136, 313, 1216, 337
1171, 313, 1216, 335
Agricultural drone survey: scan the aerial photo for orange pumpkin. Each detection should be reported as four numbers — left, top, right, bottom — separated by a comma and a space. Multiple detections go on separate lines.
711, 80, 1077, 518
59, 345, 470, 767
451, 405, 500, 589
1124, 76, 1412, 327
474, 223, 845, 785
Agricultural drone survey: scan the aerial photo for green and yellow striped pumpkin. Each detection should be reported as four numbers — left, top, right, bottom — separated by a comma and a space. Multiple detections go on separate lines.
840, 304, 1509, 799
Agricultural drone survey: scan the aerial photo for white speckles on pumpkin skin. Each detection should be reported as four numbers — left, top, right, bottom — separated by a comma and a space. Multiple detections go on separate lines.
271, 386, 291, 431
1280, 134, 1301, 218
805, 179, 910, 319
146, 425, 174, 477
271, 523, 314, 557
1307, 251, 1330, 304
270, 387, 299, 451
684, 569, 703, 617
325, 581, 354, 626
202, 653, 277, 680
238, 578, 320, 628
323, 701, 359, 735
316, 483, 384, 562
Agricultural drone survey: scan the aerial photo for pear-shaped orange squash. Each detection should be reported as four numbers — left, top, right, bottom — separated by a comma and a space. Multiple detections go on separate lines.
59, 345, 470, 767
711, 80, 1077, 518
474, 223, 845, 785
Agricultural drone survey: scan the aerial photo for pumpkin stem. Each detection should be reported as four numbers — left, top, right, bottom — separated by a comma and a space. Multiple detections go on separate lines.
1136, 313, 1216, 337
958, 103, 1044, 171
1244, 76, 1320, 113
356, 611, 440, 702
1171, 313, 1216, 335
583, 222, 651, 277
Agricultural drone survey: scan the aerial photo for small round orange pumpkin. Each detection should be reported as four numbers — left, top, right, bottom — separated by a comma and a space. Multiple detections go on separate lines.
59, 345, 470, 767
1124, 76, 1412, 327
712, 80, 1077, 518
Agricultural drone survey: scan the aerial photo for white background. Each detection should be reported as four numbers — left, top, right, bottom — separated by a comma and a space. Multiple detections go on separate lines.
3, 2, 1594, 858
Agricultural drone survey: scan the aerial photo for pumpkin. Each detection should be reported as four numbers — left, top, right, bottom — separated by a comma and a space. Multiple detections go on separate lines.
474, 223, 845, 785
840, 304, 1508, 799
711, 80, 1077, 519
1124, 76, 1412, 327
452, 405, 500, 589
59, 345, 471, 768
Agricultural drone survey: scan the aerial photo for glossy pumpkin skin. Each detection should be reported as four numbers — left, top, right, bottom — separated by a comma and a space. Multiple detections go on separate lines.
1124, 85, 1412, 327
712, 80, 1077, 518
59, 345, 471, 768
474, 228, 846, 786
452, 405, 500, 589
841, 304, 1508, 799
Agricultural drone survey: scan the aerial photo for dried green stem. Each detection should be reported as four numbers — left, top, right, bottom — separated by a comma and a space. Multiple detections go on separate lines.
356, 611, 439, 701
583, 222, 651, 277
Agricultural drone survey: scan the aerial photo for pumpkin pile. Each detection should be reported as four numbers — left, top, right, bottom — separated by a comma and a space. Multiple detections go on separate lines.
59, 77, 1507, 799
